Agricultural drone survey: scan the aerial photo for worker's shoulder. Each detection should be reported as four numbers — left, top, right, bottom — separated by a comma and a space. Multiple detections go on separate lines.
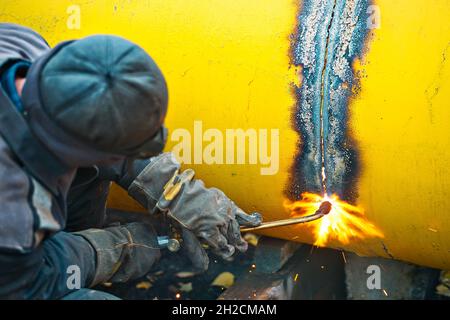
0, 134, 32, 195
0, 23, 50, 63
0, 23, 49, 45
0, 135, 64, 252
0, 135, 37, 251
0, 136, 62, 252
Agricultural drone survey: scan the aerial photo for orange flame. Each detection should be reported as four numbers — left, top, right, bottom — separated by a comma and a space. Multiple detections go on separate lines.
284, 192, 384, 246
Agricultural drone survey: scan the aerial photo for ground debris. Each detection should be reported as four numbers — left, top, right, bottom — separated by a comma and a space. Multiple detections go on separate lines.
136, 281, 152, 290
243, 233, 260, 246
178, 282, 193, 293
175, 271, 196, 279
211, 272, 235, 289
436, 271, 450, 297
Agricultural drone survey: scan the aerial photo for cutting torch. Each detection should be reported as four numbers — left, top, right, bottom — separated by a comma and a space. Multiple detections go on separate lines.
154, 170, 332, 251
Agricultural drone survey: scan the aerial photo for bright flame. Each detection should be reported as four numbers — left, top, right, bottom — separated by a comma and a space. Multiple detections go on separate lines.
284, 192, 384, 246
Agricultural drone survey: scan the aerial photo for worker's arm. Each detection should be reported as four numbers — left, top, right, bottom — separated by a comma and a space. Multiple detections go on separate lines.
97, 153, 262, 271
98, 156, 151, 190
0, 222, 161, 299
0, 137, 97, 299
0, 142, 160, 299
0, 232, 96, 299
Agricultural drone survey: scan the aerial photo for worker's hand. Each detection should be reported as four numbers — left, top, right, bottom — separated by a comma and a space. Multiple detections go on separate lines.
179, 227, 210, 272
75, 222, 161, 286
171, 185, 262, 272
169, 180, 261, 259
128, 152, 262, 269
168, 180, 261, 259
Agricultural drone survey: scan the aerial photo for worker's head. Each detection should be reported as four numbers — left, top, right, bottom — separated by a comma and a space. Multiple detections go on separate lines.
21, 35, 168, 166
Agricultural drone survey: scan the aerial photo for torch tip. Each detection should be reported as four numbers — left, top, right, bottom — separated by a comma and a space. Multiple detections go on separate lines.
318, 201, 332, 215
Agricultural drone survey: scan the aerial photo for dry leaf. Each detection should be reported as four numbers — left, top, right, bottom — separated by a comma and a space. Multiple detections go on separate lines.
440, 270, 450, 286
176, 271, 196, 278
436, 284, 450, 297
178, 282, 193, 292
211, 272, 235, 289
136, 281, 152, 290
154, 270, 164, 276
243, 233, 259, 246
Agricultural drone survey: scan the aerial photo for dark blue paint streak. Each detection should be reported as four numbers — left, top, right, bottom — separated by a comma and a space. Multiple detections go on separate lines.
289, 0, 372, 200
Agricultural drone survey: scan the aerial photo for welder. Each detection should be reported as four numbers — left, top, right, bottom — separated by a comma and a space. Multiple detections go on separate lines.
0, 23, 262, 299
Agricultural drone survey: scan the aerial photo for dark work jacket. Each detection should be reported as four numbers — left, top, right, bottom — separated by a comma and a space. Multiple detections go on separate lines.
0, 23, 150, 299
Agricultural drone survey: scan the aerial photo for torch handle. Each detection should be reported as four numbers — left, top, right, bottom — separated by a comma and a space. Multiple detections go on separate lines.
240, 212, 324, 232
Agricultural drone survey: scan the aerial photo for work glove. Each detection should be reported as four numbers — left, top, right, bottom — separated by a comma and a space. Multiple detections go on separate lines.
75, 222, 160, 286
128, 152, 262, 271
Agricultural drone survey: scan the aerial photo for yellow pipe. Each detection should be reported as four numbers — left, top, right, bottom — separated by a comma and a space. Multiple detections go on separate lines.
2, 0, 449, 270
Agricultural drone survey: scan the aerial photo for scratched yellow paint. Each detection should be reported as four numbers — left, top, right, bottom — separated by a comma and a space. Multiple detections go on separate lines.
2, 0, 449, 270
350, 1, 450, 268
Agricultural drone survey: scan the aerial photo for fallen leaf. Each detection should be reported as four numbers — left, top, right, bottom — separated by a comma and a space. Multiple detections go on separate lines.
146, 275, 157, 282
136, 281, 152, 290
178, 282, 193, 292
243, 233, 259, 246
211, 272, 235, 289
154, 270, 164, 276
436, 284, 450, 297
440, 270, 450, 286
176, 271, 196, 279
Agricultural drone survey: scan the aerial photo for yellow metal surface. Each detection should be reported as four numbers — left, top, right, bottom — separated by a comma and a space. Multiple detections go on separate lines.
1, 0, 449, 269
351, 1, 450, 269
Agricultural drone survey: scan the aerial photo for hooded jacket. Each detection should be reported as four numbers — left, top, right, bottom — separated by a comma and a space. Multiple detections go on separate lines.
0, 23, 152, 299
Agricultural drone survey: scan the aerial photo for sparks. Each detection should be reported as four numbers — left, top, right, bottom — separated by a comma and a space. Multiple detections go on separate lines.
284, 192, 384, 246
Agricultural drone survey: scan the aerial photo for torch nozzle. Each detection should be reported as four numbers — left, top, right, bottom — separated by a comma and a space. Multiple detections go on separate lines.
317, 201, 332, 215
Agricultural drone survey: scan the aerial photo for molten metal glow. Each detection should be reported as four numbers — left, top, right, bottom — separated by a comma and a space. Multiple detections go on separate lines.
284, 192, 384, 246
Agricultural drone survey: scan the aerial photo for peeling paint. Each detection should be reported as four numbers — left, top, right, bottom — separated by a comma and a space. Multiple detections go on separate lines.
290, 0, 372, 200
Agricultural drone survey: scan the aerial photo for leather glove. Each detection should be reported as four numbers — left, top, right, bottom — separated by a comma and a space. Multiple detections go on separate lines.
128, 152, 262, 270
75, 222, 160, 286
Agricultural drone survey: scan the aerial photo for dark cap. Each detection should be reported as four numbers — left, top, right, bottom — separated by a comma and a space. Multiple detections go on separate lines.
34, 35, 168, 157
